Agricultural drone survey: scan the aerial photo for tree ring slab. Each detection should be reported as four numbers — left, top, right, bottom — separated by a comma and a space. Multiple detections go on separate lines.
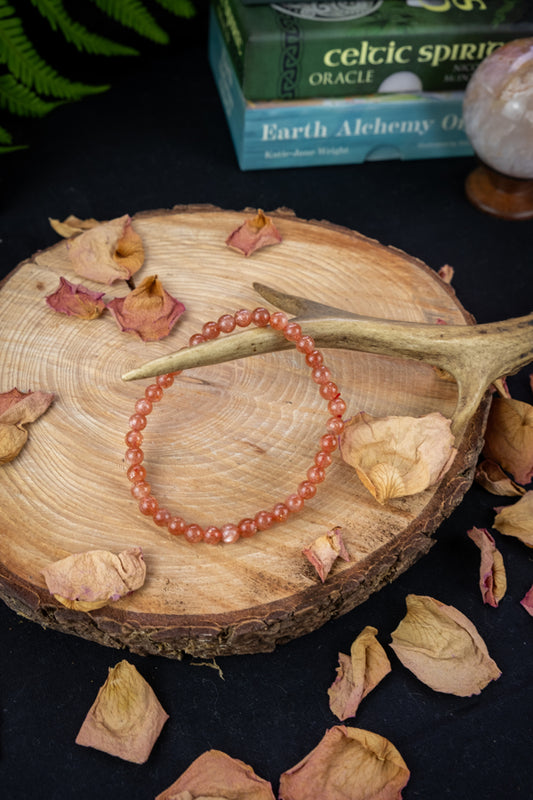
0, 206, 489, 658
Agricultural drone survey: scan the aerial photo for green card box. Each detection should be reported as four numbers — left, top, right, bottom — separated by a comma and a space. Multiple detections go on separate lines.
209, 8, 473, 171
212, 0, 533, 101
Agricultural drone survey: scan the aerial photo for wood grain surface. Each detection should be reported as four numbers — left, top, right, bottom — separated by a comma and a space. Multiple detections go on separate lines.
0, 206, 489, 657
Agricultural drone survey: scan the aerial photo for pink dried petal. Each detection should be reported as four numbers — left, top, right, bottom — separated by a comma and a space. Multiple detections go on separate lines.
482, 396, 533, 485
225, 210, 282, 256
279, 726, 410, 800
475, 459, 525, 497
76, 660, 168, 764
0, 389, 54, 464
42, 546, 146, 611
467, 527, 507, 607
66, 214, 144, 284
46, 276, 106, 320
155, 750, 276, 799
302, 527, 350, 582
107, 274, 185, 342
520, 585, 533, 615
493, 491, 533, 547
390, 594, 501, 696
438, 264, 454, 283
328, 626, 391, 721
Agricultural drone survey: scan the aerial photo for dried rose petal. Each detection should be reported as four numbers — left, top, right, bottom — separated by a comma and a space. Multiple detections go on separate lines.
0, 388, 54, 464
493, 491, 533, 547
42, 546, 146, 611
467, 527, 507, 607
76, 660, 168, 763
438, 264, 454, 283
155, 750, 276, 800
520, 585, 533, 615
390, 594, 501, 696
226, 209, 282, 256
279, 726, 410, 800
328, 626, 391, 721
49, 214, 99, 238
475, 459, 525, 497
482, 396, 533, 485
107, 274, 185, 342
302, 527, 350, 582
45, 276, 106, 320
66, 214, 144, 284
339, 411, 457, 504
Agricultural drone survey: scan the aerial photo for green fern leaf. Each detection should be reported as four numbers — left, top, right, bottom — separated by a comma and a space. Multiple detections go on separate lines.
0, 3, 110, 99
90, 0, 170, 44
0, 73, 63, 115
153, 0, 196, 19
29, 0, 139, 56
0, 121, 12, 142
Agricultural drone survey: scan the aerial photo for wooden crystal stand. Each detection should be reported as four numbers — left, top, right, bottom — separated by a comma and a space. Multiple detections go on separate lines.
0, 206, 488, 658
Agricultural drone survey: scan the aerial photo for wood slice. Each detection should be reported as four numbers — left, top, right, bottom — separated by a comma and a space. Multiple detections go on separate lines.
0, 206, 489, 658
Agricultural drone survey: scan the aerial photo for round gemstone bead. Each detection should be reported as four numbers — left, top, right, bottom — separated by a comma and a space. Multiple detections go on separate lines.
252, 307, 271, 327
312, 365, 331, 384
221, 523, 240, 543
153, 508, 171, 527
235, 309, 253, 327
168, 516, 186, 536
145, 384, 163, 403
135, 397, 152, 416
286, 493, 304, 512
125, 447, 144, 466
125, 430, 143, 448
204, 526, 222, 544
185, 524, 204, 543
238, 518, 257, 538
129, 413, 147, 431
320, 434, 338, 452
189, 333, 206, 347
127, 463, 146, 482
307, 466, 326, 484
306, 350, 323, 368
326, 416, 345, 435
269, 311, 288, 330
131, 481, 151, 499
255, 510, 274, 530
328, 396, 347, 417
284, 322, 302, 342
157, 373, 175, 388
202, 321, 220, 340
320, 382, 339, 400
218, 314, 236, 333
298, 480, 317, 499
295, 335, 315, 354
272, 502, 289, 522
139, 496, 158, 516
315, 450, 332, 469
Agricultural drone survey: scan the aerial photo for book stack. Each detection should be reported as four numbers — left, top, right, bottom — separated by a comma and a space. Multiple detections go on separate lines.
208, 0, 533, 171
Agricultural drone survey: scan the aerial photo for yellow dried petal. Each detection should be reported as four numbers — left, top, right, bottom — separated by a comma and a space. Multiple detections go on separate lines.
390, 594, 501, 696
66, 214, 144, 284
49, 215, 100, 238
76, 660, 168, 763
42, 546, 146, 611
328, 626, 391, 721
107, 275, 185, 341
155, 750, 276, 800
482, 396, 533, 485
493, 491, 533, 547
475, 459, 526, 497
279, 726, 410, 800
0, 389, 54, 464
339, 411, 457, 504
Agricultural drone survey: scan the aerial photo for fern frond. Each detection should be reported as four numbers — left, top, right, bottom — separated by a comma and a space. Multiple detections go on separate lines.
0, 73, 63, 115
0, 121, 12, 142
0, 3, 110, 99
29, 0, 139, 56
90, 0, 169, 44
153, 0, 196, 19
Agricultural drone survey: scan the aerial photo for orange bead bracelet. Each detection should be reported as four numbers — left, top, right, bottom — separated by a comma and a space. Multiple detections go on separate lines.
125, 307, 346, 544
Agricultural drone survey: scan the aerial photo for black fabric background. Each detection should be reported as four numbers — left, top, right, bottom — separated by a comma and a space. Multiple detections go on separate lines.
0, 5, 532, 799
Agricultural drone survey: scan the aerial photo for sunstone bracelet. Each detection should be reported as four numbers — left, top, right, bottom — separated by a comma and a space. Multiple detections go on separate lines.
125, 307, 346, 544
